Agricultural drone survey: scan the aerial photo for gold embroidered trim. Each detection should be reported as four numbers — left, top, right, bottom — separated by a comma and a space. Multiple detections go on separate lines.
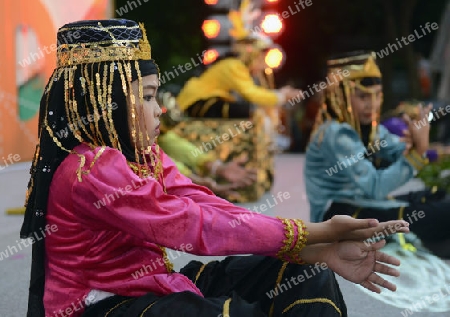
104, 299, 134, 317
57, 23, 151, 67
223, 298, 232, 317
139, 300, 157, 317
194, 263, 208, 285
352, 207, 362, 218
269, 261, 289, 317
404, 149, 429, 171
291, 220, 308, 264
282, 298, 342, 316
59, 24, 141, 32
199, 98, 217, 117
276, 218, 308, 264
159, 246, 174, 273
276, 218, 294, 260
276, 262, 289, 286
222, 103, 230, 118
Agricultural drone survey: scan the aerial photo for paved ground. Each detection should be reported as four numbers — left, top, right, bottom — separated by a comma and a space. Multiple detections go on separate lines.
0, 154, 448, 316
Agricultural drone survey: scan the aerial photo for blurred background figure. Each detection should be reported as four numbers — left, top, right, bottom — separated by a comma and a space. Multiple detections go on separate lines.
157, 91, 257, 199
288, 87, 324, 153
176, 0, 299, 121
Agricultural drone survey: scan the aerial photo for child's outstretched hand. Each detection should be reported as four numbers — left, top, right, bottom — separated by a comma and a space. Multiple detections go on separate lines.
324, 239, 400, 293
306, 215, 410, 245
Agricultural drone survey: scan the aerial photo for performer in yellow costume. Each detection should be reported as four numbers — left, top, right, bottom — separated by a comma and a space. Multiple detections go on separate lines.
176, 0, 300, 118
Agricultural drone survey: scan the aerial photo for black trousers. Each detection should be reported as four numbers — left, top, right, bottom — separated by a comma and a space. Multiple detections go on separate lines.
185, 98, 252, 118
324, 189, 450, 258
82, 256, 347, 316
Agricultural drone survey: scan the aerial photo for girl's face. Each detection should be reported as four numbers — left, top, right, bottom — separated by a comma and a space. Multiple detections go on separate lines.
350, 84, 383, 125
128, 74, 162, 148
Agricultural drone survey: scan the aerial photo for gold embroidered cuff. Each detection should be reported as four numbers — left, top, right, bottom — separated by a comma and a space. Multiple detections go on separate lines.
276, 218, 309, 264
404, 149, 429, 172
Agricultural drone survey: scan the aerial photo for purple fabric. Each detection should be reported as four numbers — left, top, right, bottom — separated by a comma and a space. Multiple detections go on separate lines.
381, 117, 437, 162
381, 117, 407, 137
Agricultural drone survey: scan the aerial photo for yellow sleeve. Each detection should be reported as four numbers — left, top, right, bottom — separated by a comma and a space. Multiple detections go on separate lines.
157, 131, 216, 176
219, 59, 279, 108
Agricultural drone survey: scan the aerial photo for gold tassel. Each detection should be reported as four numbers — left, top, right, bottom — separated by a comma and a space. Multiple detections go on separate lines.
85, 64, 105, 145
134, 60, 148, 169
124, 61, 141, 168
108, 62, 120, 150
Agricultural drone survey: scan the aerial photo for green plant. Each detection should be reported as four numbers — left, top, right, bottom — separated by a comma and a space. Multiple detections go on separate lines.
417, 156, 450, 193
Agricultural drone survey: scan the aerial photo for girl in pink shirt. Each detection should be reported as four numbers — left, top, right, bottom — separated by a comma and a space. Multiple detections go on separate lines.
20, 19, 408, 317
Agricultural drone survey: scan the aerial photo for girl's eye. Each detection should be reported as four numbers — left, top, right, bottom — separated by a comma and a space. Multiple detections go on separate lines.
144, 95, 154, 102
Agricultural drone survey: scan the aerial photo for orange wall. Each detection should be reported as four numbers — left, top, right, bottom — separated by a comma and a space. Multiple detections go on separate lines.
0, 0, 111, 161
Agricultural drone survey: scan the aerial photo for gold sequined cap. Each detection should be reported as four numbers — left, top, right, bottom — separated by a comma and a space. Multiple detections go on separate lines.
56, 19, 151, 68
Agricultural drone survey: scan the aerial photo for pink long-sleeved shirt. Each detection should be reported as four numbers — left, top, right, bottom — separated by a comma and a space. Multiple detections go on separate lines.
43, 143, 291, 316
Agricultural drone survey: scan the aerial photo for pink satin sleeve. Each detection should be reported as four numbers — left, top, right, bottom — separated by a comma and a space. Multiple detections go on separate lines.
72, 147, 286, 257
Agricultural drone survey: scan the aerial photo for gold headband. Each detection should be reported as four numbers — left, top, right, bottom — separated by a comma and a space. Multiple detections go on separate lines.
327, 53, 381, 82
56, 23, 151, 68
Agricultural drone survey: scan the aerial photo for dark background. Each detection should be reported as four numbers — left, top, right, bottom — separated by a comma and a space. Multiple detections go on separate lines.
114, 0, 448, 110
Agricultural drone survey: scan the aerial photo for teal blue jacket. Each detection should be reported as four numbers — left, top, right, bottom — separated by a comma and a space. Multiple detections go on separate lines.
305, 121, 428, 222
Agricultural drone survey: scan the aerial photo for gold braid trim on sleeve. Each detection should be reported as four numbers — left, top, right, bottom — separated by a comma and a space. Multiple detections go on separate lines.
404, 149, 429, 171
276, 218, 294, 259
276, 218, 309, 264
291, 220, 309, 264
